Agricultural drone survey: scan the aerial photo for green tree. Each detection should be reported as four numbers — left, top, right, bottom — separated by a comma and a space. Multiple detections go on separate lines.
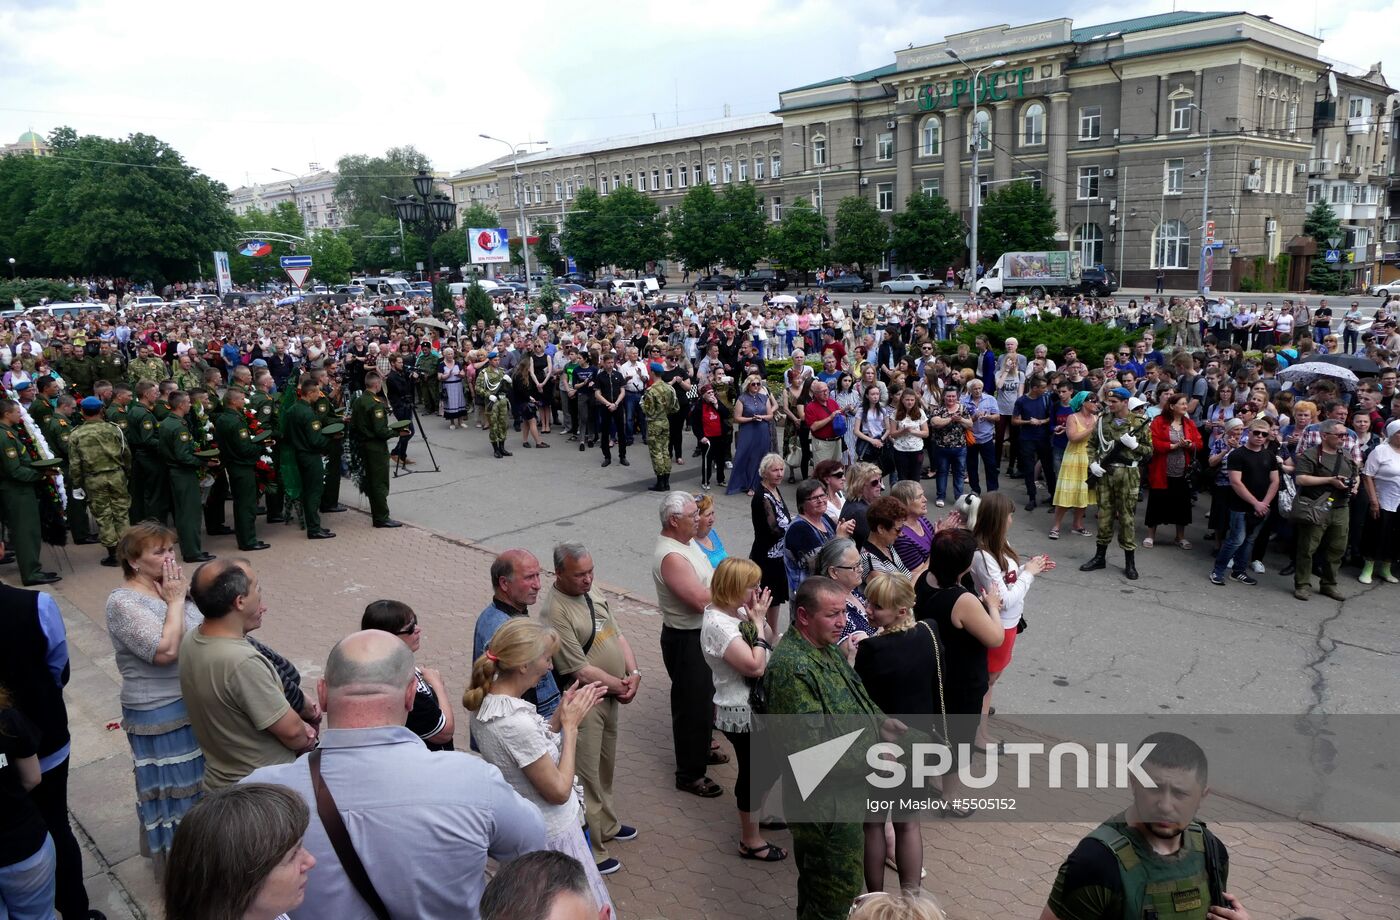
831, 195, 889, 276
669, 183, 724, 272
432, 229, 469, 272
508, 237, 525, 267
562, 187, 608, 275
598, 186, 668, 272
977, 182, 1057, 259
715, 184, 767, 274
462, 281, 497, 327
1303, 200, 1346, 293
891, 192, 965, 273
534, 279, 563, 317
306, 230, 354, 286
333, 146, 432, 229
227, 202, 305, 286
767, 198, 827, 280
532, 220, 562, 273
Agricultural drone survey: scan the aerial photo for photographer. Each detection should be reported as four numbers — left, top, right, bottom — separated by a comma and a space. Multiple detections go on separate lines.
1291, 419, 1360, 601
386, 353, 417, 467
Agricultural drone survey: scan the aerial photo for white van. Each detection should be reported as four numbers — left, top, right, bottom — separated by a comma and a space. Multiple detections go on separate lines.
448, 279, 502, 296
352, 276, 414, 297
610, 278, 659, 297
25, 302, 109, 320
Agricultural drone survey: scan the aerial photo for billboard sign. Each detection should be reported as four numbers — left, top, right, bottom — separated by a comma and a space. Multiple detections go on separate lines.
469, 227, 511, 264
238, 240, 272, 257
212, 251, 232, 295
1004, 252, 1070, 281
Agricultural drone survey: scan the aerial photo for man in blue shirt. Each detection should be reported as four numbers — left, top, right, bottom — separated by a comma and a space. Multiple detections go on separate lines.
472, 549, 560, 718
1013, 374, 1057, 511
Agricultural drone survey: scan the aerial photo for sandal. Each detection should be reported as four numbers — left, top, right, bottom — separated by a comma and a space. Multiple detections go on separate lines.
1073, 528, 1093, 537
739, 842, 788, 862
708, 749, 731, 765
1141, 537, 1154, 548
1048, 529, 1060, 540
1176, 539, 1192, 550
676, 776, 724, 798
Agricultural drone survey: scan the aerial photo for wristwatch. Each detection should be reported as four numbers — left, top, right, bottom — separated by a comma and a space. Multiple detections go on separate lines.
628, 669, 643, 677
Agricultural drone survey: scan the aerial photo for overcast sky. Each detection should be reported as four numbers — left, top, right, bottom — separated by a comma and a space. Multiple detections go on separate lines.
1, 0, 1395, 191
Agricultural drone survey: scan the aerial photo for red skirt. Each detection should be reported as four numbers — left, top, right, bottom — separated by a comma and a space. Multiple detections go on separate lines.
987, 626, 1018, 674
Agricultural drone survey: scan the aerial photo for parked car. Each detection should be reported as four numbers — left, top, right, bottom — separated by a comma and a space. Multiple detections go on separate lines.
409, 281, 434, 294
25, 302, 109, 320
495, 281, 528, 295
1078, 266, 1120, 296
1373, 280, 1400, 302
821, 275, 871, 293
557, 283, 587, 297
880, 273, 941, 294
694, 273, 738, 290
591, 275, 616, 290
646, 272, 668, 289
612, 278, 660, 297
448, 279, 502, 296
736, 269, 788, 291
562, 271, 591, 285
131, 295, 166, 308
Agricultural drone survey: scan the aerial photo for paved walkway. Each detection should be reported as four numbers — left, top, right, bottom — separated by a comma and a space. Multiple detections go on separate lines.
35, 510, 1400, 920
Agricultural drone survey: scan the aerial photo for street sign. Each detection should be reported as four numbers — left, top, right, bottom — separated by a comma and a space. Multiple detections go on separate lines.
1209, 242, 1225, 250
1325, 249, 1341, 263
1328, 236, 1343, 249
1205, 220, 1216, 244
280, 255, 312, 288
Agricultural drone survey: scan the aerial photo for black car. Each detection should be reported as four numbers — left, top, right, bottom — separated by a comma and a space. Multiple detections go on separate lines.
562, 271, 591, 285
736, 269, 789, 291
591, 275, 616, 290
694, 274, 738, 290
1078, 267, 1120, 296
821, 275, 871, 293
557, 283, 587, 297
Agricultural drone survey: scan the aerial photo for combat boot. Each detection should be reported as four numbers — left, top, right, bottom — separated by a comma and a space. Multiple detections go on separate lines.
661, 474, 671, 490
648, 475, 667, 492
100, 546, 120, 567
499, 443, 513, 457
492, 442, 503, 458
1123, 550, 1138, 580
1079, 546, 1107, 572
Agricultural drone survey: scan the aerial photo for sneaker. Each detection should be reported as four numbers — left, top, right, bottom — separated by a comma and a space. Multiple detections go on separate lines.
1251, 560, 1266, 574
613, 825, 639, 841
596, 858, 622, 875
1209, 572, 1226, 586
1231, 572, 1258, 586
935, 499, 945, 507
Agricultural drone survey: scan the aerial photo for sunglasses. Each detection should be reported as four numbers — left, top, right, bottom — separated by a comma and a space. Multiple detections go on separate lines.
396, 618, 420, 635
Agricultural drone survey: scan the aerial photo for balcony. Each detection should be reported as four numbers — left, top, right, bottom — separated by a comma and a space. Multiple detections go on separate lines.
1338, 160, 1362, 179
1332, 201, 1379, 222
1347, 115, 1370, 135
1308, 158, 1332, 176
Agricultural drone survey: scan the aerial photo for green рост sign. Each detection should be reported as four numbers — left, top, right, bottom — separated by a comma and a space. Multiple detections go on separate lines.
917, 66, 1035, 111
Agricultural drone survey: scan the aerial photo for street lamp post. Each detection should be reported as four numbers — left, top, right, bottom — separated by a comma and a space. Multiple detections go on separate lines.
270, 167, 304, 226
6, 257, 15, 280
390, 170, 457, 281
480, 135, 548, 287
1188, 103, 1213, 294
945, 50, 1007, 295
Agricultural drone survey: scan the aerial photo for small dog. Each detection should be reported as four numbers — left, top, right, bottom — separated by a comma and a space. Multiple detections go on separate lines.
952, 492, 981, 530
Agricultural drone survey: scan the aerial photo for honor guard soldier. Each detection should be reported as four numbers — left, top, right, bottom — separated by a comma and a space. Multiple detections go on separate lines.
285, 377, 337, 540
129, 381, 167, 523
40, 395, 97, 546
212, 387, 270, 552
350, 371, 402, 529
312, 368, 348, 514
476, 351, 512, 458
0, 398, 61, 585
158, 391, 214, 563
642, 362, 678, 491
248, 369, 284, 523
68, 396, 132, 567
29, 376, 58, 429
92, 340, 126, 389
1079, 388, 1154, 580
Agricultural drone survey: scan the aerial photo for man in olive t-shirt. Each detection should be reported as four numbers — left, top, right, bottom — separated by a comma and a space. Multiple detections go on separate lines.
180, 560, 317, 789
540, 544, 640, 872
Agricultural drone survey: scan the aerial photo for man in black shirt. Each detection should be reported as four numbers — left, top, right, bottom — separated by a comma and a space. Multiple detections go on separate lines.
343, 333, 370, 392
1210, 419, 1278, 586
593, 352, 628, 468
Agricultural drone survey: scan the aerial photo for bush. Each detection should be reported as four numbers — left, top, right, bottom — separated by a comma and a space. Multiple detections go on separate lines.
0, 278, 83, 307
763, 357, 821, 387
938, 316, 1134, 365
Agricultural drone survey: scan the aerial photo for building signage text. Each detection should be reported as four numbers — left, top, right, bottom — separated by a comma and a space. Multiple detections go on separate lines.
917, 67, 1034, 111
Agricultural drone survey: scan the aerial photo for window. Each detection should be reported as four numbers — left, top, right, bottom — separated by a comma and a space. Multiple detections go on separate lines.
812, 137, 827, 166
554, 181, 562, 202
770, 155, 781, 178
707, 162, 717, 184
1307, 183, 1321, 204
1077, 166, 1100, 200
877, 132, 894, 161
625, 172, 634, 189
877, 182, 894, 211
612, 174, 620, 191
651, 169, 660, 190
663, 168, 674, 190
738, 158, 748, 182
977, 174, 990, 204
1022, 169, 1043, 191
1073, 223, 1104, 266
1164, 158, 1184, 194
722, 160, 733, 183
1153, 219, 1189, 269
693, 164, 702, 185
755, 157, 765, 180
677, 164, 687, 188
921, 117, 942, 157
921, 177, 941, 198
565, 178, 574, 199
1330, 184, 1343, 204
1171, 97, 1193, 132
968, 110, 991, 152
772, 197, 783, 221
1348, 96, 1365, 118
1022, 102, 1045, 146
1287, 102, 1298, 131
598, 176, 607, 194
1078, 105, 1101, 140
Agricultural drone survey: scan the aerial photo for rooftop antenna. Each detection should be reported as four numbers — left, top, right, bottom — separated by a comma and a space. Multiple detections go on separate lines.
675, 79, 680, 127
723, 103, 731, 118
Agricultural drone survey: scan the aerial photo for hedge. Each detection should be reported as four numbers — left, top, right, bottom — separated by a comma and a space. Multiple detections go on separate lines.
938, 317, 1135, 365
1, 279, 83, 308
763, 357, 821, 386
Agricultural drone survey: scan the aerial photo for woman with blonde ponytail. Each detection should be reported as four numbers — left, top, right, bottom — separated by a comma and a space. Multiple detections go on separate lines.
465, 619, 616, 912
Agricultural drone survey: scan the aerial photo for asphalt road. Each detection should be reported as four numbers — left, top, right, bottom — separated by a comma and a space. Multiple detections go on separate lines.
359, 415, 1400, 719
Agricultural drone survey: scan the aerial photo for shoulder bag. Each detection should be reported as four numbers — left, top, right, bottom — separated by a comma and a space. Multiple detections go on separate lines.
310, 749, 391, 920
1288, 450, 1341, 527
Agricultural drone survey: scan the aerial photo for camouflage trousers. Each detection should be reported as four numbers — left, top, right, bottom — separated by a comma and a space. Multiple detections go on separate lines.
487, 397, 509, 442
790, 821, 864, 920
647, 421, 671, 475
85, 469, 131, 548
1095, 465, 1140, 551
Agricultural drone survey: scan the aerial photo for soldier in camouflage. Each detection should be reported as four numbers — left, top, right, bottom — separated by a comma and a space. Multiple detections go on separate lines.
641, 364, 678, 492
68, 396, 132, 566
126, 343, 169, 388
1080, 388, 1155, 580
476, 352, 513, 459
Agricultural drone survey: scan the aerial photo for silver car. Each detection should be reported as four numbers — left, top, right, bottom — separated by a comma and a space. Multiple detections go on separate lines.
880, 273, 941, 294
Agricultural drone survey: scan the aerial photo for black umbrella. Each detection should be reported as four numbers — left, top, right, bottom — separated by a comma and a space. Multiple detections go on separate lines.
1297, 353, 1381, 375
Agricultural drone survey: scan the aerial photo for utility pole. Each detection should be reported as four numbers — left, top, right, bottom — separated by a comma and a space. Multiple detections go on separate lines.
946, 50, 1007, 294
1190, 103, 1213, 294
480, 135, 549, 287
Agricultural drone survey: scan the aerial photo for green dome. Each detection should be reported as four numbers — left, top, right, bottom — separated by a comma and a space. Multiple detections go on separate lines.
17, 131, 43, 145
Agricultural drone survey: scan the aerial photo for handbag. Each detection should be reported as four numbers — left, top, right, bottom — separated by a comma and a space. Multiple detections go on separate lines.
309, 749, 391, 920
1288, 450, 1341, 526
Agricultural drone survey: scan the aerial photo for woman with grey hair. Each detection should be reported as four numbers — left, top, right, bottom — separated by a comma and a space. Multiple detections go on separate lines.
748, 453, 792, 613
814, 537, 872, 662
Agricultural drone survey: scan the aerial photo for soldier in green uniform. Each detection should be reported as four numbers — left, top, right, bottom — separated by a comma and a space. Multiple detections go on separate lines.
152, 381, 176, 421
28, 376, 58, 429
249, 369, 284, 523
40, 395, 97, 546
128, 380, 165, 523
350, 371, 402, 529
190, 386, 233, 537
68, 396, 132, 567
60, 343, 97, 398
212, 387, 270, 552
170, 354, 203, 393
0, 398, 60, 585
157, 391, 214, 564
92, 340, 126, 389
641, 363, 679, 492
312, 368, 348, 514
126, 343, 169, 388
285, 377, 336, 540
476, 352, 512, 458
1079, 388, 1154, 580
414, 341, 442, 415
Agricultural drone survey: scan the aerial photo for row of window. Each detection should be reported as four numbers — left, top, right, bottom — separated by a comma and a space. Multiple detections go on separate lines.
512, 155, 785, 205
1307, 182, 1381, 206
